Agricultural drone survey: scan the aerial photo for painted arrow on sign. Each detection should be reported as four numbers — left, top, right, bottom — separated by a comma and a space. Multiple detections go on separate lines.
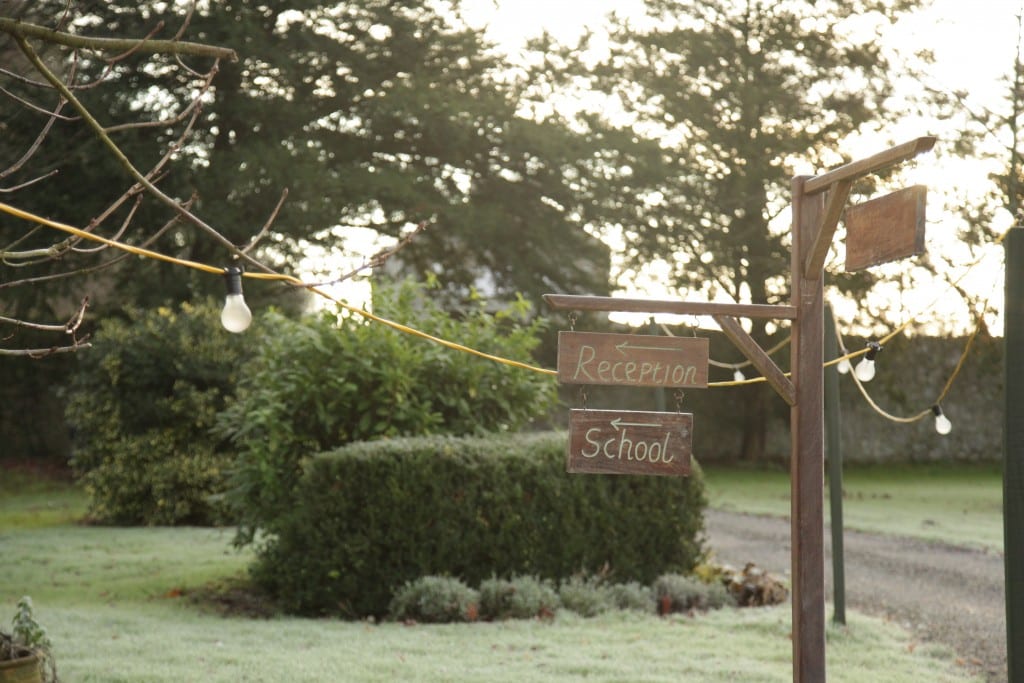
614, 340, 686, 354
558, 331, 709, 388
567, 409, 693, 477
610, 417, 661, 429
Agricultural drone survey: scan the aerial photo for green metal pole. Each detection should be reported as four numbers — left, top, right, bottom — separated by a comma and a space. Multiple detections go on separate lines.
824, 305, 846, 625
1005, 226, 1024, 683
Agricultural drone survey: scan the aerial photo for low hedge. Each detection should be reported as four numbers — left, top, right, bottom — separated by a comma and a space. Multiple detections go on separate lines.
251, 431, 707, 617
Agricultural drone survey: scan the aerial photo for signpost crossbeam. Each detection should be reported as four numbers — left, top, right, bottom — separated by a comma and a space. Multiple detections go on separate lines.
712, 314, 795, 405
803, 136, 936, 195
543, 294, 797, 320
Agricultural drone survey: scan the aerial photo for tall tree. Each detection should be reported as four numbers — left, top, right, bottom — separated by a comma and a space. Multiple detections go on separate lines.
544, 0, 936, 460
2, 1, 614, 314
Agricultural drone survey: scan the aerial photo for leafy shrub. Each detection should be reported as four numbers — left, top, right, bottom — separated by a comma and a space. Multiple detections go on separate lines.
608, 581, 656, 612
479, 576, 560, 620
65, 300, 251, 525
653, 573, 735, 615
218, 278, 555, 543
251, 431, 706, 617
388, 576, 479, 623
558, 576, 615, 618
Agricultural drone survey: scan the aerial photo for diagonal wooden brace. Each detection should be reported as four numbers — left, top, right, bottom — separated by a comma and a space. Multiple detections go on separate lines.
712, 314, 796, 406
803, 178, 853, 280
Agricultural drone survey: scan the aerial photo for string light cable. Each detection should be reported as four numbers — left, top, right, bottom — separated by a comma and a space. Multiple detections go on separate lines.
0, 199, 1008, 405
658, 321, 792, 385
0, 200, 557, 376
831, 293, 992, 430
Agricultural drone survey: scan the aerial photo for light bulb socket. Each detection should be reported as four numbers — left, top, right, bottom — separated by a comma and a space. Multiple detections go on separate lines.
224, 265, 244, 296
864, 340, 882, 361
931, 404, 944, 418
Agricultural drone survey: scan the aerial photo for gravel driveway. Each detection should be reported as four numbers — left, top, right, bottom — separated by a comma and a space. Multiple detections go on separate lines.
704, 508, 1007, 682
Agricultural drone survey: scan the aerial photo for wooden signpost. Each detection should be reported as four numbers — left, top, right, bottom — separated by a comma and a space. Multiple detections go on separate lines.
567, 408, 692, 476
547, 135, 937, 683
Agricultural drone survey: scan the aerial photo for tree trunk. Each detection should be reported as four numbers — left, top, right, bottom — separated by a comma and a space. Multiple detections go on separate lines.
739, 383, 769, 461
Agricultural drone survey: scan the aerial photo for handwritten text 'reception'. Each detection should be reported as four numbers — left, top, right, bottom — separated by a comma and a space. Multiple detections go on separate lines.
557, 331, 709, 388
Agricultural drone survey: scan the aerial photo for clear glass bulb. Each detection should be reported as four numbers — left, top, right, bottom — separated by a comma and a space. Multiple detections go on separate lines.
733, 369, 744, 382
221, 293, 252, 333
854, 357, 875, 382
934, 412, 952, 435
837, 358, 851, 375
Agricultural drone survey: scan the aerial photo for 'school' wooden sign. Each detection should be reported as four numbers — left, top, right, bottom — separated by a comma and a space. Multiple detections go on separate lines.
567, 409, 692, 477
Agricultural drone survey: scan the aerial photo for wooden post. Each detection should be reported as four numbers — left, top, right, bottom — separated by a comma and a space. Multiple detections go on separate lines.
1005, 226, 1024, 682
824, 304, 846, 625
791, 176, 826, 682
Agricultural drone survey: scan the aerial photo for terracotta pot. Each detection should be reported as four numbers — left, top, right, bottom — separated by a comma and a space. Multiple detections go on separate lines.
0, 651, 43, 683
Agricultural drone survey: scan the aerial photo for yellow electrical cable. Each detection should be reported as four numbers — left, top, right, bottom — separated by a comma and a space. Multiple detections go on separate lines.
1, 199, 1011, 403
0, 200, 557, 376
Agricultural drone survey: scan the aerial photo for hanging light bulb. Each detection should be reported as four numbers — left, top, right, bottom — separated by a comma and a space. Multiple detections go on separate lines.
854, 341, 882, 382
221, 265, 252, 333
836, 357, 851, 375
932, 404, 952, 435
733, 368, 745, 382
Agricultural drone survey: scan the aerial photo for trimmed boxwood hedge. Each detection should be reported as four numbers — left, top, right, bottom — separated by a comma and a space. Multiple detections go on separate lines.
251, 431, 706, 617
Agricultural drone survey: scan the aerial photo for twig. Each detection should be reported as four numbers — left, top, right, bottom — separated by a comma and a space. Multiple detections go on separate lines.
0, 342, 92, 358
300, 220, 432, 288
0, 170, 59, 193
0, 85, 77, 119
0, 203, 189, 290
1, 237, 74, 264
0, 297, 87, 334
0, 17, 238, 62
73, 195, 142, 253
241, 189, 289, 254
0, 98, 67, 181
104, 67, 214, 133
102, 20, 166, 66
16, 37, 273, 274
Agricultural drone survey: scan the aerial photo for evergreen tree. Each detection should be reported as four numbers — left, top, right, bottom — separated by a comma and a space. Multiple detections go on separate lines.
2, 1, 614, 312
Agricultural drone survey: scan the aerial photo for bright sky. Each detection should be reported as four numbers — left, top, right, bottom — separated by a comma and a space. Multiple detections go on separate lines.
322, 0, 1023, 336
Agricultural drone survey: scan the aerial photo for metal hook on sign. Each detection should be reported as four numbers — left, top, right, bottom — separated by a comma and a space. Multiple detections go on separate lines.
578, 385, 588, 411
568, 311, 578, 332
674, 389, 685, 413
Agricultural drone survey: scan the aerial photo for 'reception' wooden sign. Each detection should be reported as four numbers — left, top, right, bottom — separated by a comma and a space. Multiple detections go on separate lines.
567, 409, 692, 477
557, 331, 709, 388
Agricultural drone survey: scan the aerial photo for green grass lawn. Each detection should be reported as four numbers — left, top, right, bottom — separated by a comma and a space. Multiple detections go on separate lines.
0, 464, 983, 682
703, 461, 1004, 551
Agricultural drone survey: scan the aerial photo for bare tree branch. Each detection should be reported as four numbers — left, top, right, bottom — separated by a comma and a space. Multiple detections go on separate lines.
0, 17, 238, 62
15, 36, 274, 274
0, 343, 92, 357
240, 189, 289, 255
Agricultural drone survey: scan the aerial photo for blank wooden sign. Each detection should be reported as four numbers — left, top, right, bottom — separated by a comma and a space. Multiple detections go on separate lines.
844, 185, 926, 272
